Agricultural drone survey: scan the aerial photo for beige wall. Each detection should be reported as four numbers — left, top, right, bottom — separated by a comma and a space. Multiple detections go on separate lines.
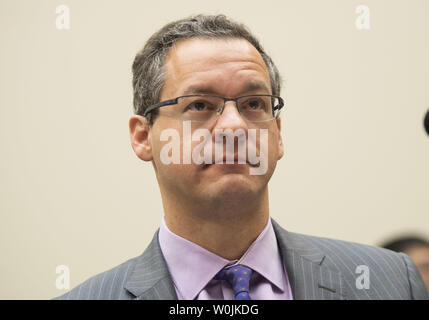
1, 0, 428, 299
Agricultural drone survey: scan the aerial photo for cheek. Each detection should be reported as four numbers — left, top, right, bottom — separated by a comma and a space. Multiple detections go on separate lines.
266, 129, 280, 162
150, 126, 201, 179
150, 120, 182, 164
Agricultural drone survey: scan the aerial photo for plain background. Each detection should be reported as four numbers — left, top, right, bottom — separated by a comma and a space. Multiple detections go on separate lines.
1, 0, 428, 299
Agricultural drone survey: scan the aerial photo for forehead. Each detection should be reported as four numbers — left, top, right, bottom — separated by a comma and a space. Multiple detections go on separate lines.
161, 38, 271, 97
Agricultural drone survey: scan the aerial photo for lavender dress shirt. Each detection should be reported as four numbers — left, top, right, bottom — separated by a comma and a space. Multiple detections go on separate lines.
158, 217, 293, 300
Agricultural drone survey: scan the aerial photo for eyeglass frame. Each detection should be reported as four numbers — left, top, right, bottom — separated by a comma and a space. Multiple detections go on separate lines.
142, 94, 285, 122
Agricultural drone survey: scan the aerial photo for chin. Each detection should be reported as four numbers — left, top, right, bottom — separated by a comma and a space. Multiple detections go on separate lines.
203, 173, 263, 201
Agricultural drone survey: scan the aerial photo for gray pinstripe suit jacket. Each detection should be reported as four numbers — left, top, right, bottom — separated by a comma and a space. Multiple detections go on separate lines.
54, 219, 428, 300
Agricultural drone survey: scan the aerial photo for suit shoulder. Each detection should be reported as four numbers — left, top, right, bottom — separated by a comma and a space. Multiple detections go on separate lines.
53, 255, 139, 300
288, 232, 429, 299
292, 231, 406, 270
297, 232, 398, 257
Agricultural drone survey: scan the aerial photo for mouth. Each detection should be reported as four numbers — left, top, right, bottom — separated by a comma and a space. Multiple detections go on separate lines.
202, 154, 258, 168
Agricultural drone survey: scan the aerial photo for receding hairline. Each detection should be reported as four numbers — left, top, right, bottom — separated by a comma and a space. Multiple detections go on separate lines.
166, 36, 270, 67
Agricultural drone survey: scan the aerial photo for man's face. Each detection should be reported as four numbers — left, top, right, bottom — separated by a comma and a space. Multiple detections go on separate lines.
144, 38, 283, 207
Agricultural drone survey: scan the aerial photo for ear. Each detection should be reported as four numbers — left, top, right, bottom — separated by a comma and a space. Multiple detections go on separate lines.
129, 115, 153, 161
276, 117, 284, 160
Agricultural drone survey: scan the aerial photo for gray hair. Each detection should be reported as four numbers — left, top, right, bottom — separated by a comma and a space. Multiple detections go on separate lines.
132, 14, 282, 124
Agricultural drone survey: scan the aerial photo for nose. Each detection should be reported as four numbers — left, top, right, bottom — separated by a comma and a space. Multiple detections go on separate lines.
210, 100, 249, 164
213, 100, 248, 131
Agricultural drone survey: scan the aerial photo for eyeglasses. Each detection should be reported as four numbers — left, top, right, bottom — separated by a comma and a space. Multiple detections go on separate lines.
143, 94, 284, 123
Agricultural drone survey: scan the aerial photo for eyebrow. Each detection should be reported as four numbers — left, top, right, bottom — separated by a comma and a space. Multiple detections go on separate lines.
182, 80, 271, 96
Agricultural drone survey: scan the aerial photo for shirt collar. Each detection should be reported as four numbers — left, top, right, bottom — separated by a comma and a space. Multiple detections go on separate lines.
236, 218, 285, 292
158, 217, 285, 300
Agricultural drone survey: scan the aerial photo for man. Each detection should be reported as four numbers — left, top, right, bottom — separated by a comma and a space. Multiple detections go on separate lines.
55, 14, 428, 300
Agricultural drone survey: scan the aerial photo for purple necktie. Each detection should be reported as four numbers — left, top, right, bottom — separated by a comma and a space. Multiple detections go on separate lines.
214, 265, 253, 300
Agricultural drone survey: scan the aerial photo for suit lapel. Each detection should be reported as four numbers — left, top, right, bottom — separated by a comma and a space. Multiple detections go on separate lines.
124, 230, 178, 300
272, 219, 347, 300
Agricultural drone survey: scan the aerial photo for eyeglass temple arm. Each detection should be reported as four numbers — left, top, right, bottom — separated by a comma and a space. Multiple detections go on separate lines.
143, 98, 179, 117
274, 97, 284, 111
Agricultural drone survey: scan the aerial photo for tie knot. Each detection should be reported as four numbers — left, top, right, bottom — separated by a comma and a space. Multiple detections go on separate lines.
214, 265, 253, 300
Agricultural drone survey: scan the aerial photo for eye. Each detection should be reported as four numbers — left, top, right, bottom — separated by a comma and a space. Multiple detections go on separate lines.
249, 100, 261, 110
244, 98, 265, 111
188, 100, 216, 112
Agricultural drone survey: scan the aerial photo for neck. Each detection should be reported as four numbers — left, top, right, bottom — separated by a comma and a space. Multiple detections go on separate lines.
162, 188, 269, 260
